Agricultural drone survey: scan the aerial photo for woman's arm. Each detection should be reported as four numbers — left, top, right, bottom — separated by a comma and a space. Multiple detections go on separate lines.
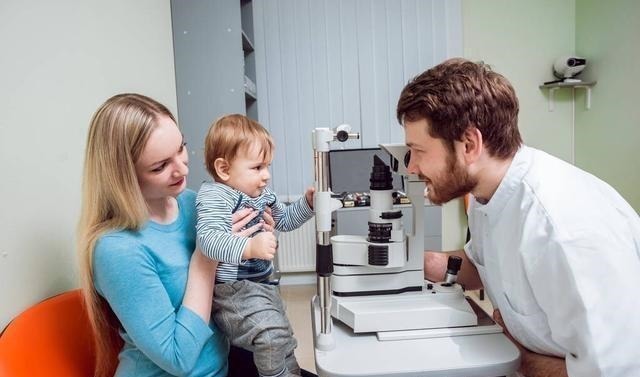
94, 238, 217, 375
182, 249, 218, 322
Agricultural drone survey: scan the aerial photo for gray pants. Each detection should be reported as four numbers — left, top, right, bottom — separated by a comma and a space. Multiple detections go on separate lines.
213, 280, 300, 377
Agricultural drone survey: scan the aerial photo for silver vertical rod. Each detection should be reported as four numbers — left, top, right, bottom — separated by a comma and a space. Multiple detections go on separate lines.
315, 150, 333, 334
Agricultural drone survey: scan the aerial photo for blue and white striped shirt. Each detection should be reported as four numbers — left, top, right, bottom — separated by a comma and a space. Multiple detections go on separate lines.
196, 182, 314, 283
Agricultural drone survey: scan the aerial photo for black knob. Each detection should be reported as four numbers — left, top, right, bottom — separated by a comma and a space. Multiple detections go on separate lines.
336, 130, 349, 142
368, 245, 389, 266
369, 155, 393, 190
403, 150, 411, 168
446, 256, 462, 275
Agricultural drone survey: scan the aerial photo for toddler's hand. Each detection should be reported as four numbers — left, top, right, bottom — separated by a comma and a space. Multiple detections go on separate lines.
245, 231, 277, 260
305, 186, 315, 209
262, 207, 275, 232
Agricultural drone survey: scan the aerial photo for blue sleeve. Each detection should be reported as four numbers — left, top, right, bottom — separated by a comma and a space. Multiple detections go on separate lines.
196, 185, 249, 263
270, 190, 314, 232
93, 236, 213, 376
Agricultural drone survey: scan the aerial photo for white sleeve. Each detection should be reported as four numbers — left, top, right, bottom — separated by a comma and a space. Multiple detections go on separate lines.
525, 230, 640, 377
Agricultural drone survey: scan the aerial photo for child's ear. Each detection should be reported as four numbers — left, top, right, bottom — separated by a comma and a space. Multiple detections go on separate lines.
214, 158, 231, 181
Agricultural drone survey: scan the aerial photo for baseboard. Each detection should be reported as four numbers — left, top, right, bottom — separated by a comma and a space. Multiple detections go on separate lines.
279, 272, 316, 286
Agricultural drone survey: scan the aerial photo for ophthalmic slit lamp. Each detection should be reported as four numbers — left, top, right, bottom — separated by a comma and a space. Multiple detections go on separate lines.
310, 126, 520, 377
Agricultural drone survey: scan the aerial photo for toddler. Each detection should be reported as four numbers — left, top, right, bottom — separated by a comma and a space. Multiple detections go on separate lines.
196, 114, 314, 377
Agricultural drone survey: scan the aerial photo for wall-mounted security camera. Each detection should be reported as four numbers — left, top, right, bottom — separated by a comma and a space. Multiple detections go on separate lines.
553, 56, 586, 81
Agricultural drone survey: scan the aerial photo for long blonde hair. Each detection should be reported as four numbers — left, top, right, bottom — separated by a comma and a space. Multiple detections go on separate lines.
77, 93, 176, 377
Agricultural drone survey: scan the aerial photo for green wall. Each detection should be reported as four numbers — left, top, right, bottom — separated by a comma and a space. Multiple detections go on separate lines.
575, 0, 640, 210
463, 0, 576, 162
418, 0, 640, 250
443, 0, 578, 250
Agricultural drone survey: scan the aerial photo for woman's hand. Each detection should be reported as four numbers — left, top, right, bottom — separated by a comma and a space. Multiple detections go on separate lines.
231, 208, 263, 236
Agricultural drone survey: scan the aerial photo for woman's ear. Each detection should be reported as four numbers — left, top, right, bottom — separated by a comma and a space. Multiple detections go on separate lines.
461, 127, 483, 164
214, 158, 231, 181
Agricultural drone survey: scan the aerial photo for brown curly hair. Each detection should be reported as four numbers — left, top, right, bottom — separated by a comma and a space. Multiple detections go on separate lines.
397, 58, 521, 159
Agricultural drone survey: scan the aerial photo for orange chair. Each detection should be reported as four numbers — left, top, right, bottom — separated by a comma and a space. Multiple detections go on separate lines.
0, 290, 97, 377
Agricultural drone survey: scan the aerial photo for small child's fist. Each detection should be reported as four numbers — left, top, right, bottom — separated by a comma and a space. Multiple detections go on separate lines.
305, 186, 315, 209
246, 231, 277, 260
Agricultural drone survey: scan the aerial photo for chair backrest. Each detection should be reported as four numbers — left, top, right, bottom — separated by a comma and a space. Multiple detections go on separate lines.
0, 289, 97, 377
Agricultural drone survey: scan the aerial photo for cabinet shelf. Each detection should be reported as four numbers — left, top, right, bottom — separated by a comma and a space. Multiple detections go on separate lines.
539, 81, 597, 111
244, 75, 257, 101
241, 30, 254, 53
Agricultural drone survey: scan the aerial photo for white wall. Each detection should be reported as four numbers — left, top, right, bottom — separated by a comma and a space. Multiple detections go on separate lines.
0, 0, 177, 328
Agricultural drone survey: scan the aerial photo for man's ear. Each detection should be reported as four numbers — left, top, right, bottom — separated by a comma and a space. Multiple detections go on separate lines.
461, 127, 483, 164
214, 158, 231, 181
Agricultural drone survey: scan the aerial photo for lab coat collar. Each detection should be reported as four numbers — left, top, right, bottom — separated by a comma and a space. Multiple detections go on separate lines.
475, 145, 533, 223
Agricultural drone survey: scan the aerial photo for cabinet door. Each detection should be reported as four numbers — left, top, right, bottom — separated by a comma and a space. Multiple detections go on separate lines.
171, 0, 245, 189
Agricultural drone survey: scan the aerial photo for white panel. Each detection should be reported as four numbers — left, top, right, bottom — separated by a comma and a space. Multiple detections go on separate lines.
309, 0, 331, 129
401, 0, 420, 87
338, 0, 363, 150
293, 0, 317, 194
278, 0, 303, 197
386, 0, 405, 144
356, 0, 377, 148
325, 0, 344, 134
371, 0, 390, 148
417, 0, 435, 70
254, 0, 462, 199
277, 220, 316, 272
445, 0, 463, 57
432, 0, 447, 64
261, 0, 288, 196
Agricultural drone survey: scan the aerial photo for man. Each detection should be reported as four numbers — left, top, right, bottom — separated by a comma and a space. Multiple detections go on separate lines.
396, 58, 640, 377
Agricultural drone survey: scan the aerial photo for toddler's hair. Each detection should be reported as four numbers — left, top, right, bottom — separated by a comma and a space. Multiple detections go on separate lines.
204, 114, 274, 181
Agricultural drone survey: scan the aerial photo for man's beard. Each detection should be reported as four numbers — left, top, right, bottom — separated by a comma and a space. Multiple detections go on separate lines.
423, 152, 477, 205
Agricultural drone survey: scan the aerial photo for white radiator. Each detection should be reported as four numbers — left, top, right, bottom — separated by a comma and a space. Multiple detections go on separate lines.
277, 220, 316, 272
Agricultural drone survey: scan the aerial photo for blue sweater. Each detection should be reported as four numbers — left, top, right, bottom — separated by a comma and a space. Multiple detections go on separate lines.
93, 190, 228, 377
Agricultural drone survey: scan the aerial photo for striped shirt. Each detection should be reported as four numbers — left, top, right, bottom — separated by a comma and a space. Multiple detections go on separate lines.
196, 182, 314, 283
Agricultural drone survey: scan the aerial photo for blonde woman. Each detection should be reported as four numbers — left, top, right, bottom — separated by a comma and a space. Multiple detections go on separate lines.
78, 93, 271, 377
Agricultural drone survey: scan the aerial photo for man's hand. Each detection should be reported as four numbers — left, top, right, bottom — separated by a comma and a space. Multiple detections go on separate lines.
244, 231, 277, 260
493, 309, 568, 377
424, 250, 447, 282
424, 250, 483, 289
305, 186, 315, 209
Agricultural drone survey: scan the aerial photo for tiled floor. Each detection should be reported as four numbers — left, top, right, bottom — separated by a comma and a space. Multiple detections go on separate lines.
280, 283, 494, 375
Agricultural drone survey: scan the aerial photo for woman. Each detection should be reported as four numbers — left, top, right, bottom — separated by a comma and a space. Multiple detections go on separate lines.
77, 93, 271, 377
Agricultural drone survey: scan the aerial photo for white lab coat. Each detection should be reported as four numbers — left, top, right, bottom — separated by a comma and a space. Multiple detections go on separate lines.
465, 146, 640, 377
